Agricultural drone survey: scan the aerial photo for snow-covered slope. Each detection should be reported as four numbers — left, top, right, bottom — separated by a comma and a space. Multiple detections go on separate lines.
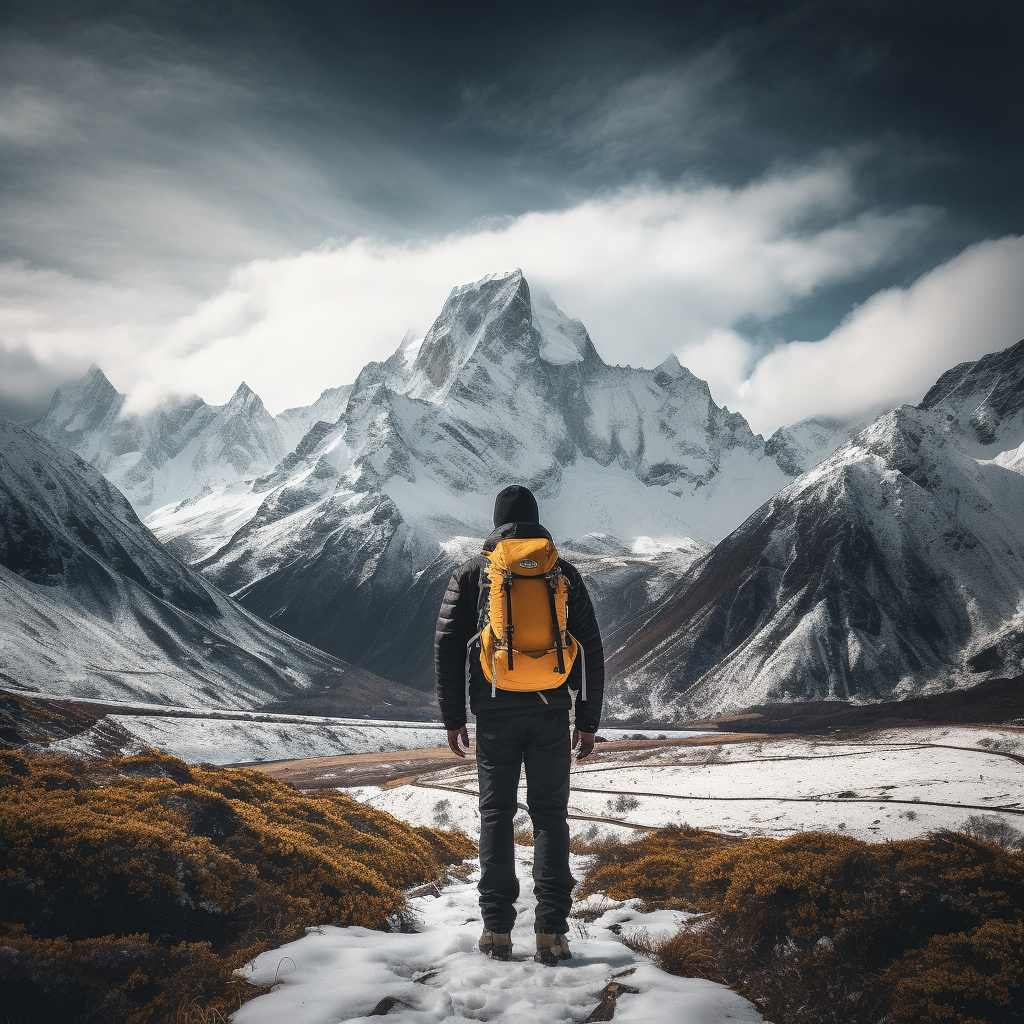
764, 410, 884, 476
0, 416, 426, 712
276, 384, 353, 453
32, 366, 288, 515
150, 271, 789, 685
606, 404, 1024, 722
920, 336, 1024, 455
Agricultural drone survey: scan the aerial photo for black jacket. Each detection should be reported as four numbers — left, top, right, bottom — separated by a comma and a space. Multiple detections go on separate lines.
434, 522, 605, 733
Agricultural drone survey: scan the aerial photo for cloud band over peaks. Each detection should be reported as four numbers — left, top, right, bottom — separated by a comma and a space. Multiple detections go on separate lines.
4, 163, 1022, 434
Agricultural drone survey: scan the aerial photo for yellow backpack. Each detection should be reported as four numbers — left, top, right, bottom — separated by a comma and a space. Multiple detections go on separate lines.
475, 536, 579, 697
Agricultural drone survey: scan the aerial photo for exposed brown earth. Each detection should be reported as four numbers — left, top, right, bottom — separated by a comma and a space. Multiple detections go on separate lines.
0, 693, 105, 746
256, 748, 462, 789
253, 732, 768, 790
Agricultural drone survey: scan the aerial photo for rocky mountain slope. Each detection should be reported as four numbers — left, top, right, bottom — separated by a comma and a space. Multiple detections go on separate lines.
145, 271, 793, 686
0, 415, 431, 714
605, 341, 1024, 722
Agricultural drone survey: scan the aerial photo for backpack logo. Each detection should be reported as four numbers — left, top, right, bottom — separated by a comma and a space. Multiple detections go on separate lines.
518, 559, 538, 568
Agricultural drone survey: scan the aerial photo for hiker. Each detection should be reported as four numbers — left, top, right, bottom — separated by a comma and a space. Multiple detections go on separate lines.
434, 484, 604, 965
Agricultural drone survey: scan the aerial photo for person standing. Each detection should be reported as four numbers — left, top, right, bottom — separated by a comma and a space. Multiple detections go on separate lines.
434, 484, 604, 965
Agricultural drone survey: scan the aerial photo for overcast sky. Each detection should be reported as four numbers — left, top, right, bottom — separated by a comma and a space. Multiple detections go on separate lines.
1, 0, 1022, 432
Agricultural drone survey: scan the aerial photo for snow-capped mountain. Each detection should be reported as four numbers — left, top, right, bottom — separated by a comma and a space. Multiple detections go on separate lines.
0, 415, 430, 715
17, 267, 1024, 717
32, 366, 288, 515
605, 347, 1024, 722
142, 271, 794, 686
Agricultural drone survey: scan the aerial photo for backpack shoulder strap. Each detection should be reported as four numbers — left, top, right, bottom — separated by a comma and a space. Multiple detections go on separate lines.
544, 566, 566, 674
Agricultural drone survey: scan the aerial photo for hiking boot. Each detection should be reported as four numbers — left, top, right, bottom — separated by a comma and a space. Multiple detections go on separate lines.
534, 932, 572, 965
478, 930, 512, 960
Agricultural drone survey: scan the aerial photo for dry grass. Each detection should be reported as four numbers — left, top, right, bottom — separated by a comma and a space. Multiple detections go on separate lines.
624, 926, 720, 980
581, 824, 1024, 1024
0, 748, 476, 1024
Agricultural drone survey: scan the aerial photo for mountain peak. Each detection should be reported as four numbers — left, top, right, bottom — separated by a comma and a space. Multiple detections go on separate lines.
448, 269, 523, 300
37, 365, 125, 440
656, 354, 684, 377
74, 363, 117, 391
407, 270, 534, 395
226, 382, 263, 411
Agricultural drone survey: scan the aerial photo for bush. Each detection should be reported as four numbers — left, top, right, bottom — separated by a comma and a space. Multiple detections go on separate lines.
0, 749, 475, 1024
580, 825, 1024, 1024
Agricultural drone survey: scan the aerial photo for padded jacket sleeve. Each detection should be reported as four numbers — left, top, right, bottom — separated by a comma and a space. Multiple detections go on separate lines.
434, 561, 480, 730
566, 565, 605, 733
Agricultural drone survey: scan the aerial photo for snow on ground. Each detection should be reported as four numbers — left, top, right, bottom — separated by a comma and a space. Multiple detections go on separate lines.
350, 727, 1024, 844
234, 848, 764, 1024
49, 713, 446, 765
871, 723, 1024, 752
45, 709, 709, 766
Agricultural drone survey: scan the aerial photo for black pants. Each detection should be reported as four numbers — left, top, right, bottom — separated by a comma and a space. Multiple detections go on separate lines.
475, 709, 576, 934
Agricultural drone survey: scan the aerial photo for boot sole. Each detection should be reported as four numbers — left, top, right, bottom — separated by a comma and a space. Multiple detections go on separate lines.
480, 948, 513, 961
534, 951, 572, 966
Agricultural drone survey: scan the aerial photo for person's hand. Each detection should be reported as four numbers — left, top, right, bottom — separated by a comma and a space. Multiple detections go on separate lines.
447, 726, 471, 758
572, 728, 595, 761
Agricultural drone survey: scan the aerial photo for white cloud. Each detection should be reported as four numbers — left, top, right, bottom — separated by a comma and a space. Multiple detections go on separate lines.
1, 160, 930, 414
730, 235, 1024, 433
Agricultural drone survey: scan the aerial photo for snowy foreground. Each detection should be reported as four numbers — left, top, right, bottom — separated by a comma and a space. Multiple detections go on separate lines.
235, 848, 765, 1024
231, 724, 1022, 1022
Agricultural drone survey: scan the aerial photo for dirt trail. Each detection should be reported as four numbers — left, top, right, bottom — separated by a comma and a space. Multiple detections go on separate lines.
565, 785, 1024, 817
254, 747, 463, 789
251, 732, 767, 790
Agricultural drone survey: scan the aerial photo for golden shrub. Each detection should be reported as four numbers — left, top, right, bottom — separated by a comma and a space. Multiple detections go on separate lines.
0, 749, 476, 1024
580, 825, 1024, 1024
888, 918, 1024, 1023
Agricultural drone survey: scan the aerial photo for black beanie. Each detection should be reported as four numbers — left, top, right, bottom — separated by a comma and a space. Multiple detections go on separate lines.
493, 484, 540, 528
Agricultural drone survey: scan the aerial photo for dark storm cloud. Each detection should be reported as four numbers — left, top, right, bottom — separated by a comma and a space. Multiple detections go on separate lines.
5, 0, 1019, 241
0, 0, 1021, 421
450, 1, 1021, 253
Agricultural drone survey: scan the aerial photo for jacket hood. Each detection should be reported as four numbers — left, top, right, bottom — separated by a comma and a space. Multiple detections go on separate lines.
492, 484, 540, 528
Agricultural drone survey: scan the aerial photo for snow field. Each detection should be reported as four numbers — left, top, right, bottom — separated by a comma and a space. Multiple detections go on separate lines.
51, 714, 447, 765
234, 848, 765, 1024
351, 729, 1024, 844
